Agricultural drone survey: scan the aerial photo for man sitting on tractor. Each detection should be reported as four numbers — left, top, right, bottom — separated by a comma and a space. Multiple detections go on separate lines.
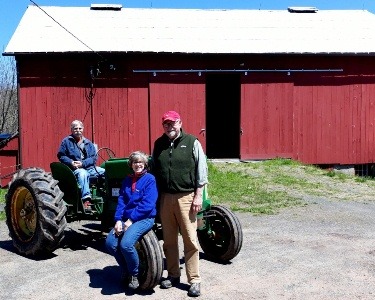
57, 119, 105, 213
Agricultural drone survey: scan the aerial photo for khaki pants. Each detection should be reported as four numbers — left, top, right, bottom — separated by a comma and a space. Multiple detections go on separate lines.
159, 192, 201, 284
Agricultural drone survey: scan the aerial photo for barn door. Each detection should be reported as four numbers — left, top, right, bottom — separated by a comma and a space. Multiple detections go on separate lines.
240, 73, 293, 160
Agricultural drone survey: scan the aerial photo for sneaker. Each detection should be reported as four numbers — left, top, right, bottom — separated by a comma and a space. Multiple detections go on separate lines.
160, 276, 180, 289
83, 200, 92, 213
188, 283, 201, 297
128, 276, 139, 290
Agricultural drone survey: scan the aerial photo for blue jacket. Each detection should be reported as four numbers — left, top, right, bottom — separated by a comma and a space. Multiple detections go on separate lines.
114, 172, 158, 223
57, 135, 97, 170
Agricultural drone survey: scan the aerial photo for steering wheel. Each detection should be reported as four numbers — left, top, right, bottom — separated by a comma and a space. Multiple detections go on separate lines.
96, 147, 116, 167
95, 147, 116, 178
92, 147, 115, 193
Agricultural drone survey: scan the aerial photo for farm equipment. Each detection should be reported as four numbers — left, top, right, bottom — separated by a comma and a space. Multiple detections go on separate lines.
4, 148, 243, 290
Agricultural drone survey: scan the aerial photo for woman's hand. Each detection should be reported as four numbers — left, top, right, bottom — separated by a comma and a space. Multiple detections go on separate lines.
124, 219, 133, 229
114, 220, 123, 235
114, 219, 133, 235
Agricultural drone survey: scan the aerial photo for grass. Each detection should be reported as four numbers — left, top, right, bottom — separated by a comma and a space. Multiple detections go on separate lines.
1, 158, 375, 221
207, 159, 306, 215
207, 158, 375, 215
0, 188, 6, 221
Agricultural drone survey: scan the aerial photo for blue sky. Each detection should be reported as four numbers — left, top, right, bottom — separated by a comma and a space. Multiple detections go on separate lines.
1, 0, 375, 52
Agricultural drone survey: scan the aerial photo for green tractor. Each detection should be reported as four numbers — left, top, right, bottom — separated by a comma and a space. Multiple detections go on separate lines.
4, 147, 243, 290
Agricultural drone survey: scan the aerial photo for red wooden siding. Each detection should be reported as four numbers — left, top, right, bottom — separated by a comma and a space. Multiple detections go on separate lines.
0, 137, 19, 187
240, 73, 294, 160
90, 84, 149, 158
238, 62, 375, 164
149, 73, 206, 151
19, 85, 150, 170
294, 74, 375, 164
14, 54, 375, 168
363, 81, 375, 162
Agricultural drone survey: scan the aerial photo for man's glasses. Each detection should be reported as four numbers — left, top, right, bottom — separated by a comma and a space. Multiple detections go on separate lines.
163, 120, 179, 128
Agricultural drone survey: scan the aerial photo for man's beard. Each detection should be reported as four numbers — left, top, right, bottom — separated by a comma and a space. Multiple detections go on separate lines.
167, 130, 177, 139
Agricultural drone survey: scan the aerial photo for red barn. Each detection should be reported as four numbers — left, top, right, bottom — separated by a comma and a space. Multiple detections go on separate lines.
0, 133, 19, 187
3, 5, 375, 172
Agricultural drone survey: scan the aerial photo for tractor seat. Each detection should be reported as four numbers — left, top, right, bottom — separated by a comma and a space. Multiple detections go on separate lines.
50, 162, 104, 215
50, 162, 80, 201
50, 162, 101, 186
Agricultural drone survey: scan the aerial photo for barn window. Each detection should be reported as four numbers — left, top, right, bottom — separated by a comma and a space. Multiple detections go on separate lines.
287, 7, 318, 13
90, 4, 122, 11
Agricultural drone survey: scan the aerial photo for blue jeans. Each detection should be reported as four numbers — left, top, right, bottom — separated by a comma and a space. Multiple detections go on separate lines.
73, 166, 105, 199
105, 218, 155, 276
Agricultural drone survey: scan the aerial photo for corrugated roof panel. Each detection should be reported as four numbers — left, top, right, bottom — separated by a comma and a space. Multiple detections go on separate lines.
4, 6, 375, 55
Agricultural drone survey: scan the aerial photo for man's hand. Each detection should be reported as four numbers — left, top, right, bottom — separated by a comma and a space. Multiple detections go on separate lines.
192, 186, 204, 214
72, 161, 82, 169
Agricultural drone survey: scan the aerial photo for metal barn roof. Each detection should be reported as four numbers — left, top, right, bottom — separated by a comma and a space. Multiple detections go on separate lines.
4, 5, 375, 55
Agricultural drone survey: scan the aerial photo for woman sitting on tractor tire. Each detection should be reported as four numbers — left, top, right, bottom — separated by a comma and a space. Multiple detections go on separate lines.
105, 151, 158, 290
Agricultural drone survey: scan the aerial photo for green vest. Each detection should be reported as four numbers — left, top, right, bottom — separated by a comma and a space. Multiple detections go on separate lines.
153, 129, 197, 193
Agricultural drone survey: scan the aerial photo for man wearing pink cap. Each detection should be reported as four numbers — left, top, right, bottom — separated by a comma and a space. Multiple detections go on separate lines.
152, 110, 208, 297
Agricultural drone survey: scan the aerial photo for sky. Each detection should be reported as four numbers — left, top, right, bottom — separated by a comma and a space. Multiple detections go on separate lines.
1, 0, 375, 52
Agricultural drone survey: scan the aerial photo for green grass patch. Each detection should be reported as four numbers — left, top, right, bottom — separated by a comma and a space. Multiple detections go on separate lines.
207, 158, 375, 215
207, 161, 304, 215
0, 188, 6, 203
0, 188, 6, 221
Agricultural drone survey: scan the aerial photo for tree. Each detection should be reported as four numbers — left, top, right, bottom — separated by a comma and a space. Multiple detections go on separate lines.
0, 55, 18, 134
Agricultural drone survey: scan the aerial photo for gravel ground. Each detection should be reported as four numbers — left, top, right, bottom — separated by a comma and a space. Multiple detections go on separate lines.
1, 195, 375, 300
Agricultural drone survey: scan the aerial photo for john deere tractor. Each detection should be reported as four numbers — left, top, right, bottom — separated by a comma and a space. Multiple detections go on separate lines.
5, 148, 243, 290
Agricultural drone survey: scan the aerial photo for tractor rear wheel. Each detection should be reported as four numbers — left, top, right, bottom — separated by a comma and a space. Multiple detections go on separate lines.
137, 229, 164, 290
197, 205, 243, 262
5, 168, 67, 256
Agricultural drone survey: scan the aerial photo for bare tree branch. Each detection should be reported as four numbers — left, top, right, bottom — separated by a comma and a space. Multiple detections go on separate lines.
0, 56, 18, 134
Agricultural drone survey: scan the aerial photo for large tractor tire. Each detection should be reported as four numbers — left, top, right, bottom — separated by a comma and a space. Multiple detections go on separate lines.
197, 205, 243, 262
5, 168, 67, 256
137, 229, 164, 290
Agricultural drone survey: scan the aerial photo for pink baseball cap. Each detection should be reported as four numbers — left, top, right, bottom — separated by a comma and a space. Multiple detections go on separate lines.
162, 111, 181, 123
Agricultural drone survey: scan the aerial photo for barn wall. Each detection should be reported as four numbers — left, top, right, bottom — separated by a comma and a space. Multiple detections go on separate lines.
293, 67, 375, 164
239, 55, 375, 164
17, 56, 152, 170
15, 53, 375, 169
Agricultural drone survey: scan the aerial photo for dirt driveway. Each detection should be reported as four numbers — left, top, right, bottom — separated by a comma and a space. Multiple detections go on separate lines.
1, 196, 375, 300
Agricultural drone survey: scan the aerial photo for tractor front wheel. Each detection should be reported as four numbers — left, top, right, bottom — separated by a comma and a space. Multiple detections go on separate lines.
197, 205, 243, 262
5, 168, 67, 256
